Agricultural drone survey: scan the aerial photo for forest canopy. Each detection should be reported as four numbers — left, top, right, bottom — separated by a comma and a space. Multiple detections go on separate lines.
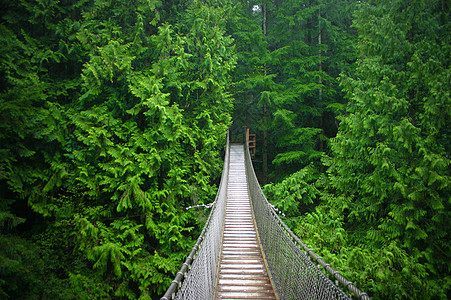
0, 0, 449, 299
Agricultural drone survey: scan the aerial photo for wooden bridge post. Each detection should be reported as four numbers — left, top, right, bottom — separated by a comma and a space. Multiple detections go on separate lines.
244, 126, 256, 158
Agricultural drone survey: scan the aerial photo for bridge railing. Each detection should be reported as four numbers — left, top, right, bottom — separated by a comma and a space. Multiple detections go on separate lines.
244, 131, 370, 300
161, 132, 230, 300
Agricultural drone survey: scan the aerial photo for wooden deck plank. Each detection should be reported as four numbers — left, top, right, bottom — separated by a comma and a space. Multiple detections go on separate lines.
215, 145, 277, 300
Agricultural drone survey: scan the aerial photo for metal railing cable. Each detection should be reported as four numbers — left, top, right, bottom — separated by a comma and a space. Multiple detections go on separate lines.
243, 133, 370, 300
161, 133, 230, 300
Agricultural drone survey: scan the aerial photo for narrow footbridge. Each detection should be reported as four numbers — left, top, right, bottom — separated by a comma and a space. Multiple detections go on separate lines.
162, 133, 369, 300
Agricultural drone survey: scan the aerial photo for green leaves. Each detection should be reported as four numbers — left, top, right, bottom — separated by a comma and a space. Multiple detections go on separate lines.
80, 39, 134, 105
322, 0, 451, 297
264, 164, 323, 221
0, 0, 235, 298
93, 242, 126, 277
257, 1, 449, 298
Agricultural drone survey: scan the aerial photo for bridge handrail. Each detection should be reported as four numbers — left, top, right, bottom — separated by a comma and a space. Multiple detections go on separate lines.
244, 130, 370, 299
269, 207, 369, 299
161, 132, 230, 300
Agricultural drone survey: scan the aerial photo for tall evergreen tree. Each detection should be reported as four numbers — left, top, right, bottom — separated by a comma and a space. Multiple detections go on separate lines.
229, 1, 275, 182
264, 0, 449, 298
322, 0, 449, 297
0, 0, 236, 298
230, 0, 357, 181
267, 0, 358, 180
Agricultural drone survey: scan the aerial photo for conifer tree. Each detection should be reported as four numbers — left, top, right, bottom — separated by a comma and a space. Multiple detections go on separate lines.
323, 0, 450, 297
230, 1, 357, 181
266, 0, 358, 180
263, 1, 449, 298
229, 1, 275, 182
0, 0, 236, 298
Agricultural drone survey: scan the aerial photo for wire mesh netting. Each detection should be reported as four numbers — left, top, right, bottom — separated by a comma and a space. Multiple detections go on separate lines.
160, 135, 229, 300
243, 142, 353, 299
162, 132, 369, 299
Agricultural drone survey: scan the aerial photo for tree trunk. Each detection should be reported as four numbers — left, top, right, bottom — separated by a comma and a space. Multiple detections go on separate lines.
262, 1, 268, 184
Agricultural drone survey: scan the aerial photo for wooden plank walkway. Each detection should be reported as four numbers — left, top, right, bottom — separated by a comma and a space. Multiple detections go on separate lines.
215, 144, 277, 300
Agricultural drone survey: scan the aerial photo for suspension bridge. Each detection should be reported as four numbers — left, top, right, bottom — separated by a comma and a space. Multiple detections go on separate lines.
161, 131, 369, 300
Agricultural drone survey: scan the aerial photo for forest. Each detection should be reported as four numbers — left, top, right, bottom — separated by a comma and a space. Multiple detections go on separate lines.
0, 0, 449, 299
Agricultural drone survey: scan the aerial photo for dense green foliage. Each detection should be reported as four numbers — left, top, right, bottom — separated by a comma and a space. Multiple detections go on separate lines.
264, 0, 450, 298
1, 0, 234, 298
0, 0, 449, 299
231, 0, 358, 182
